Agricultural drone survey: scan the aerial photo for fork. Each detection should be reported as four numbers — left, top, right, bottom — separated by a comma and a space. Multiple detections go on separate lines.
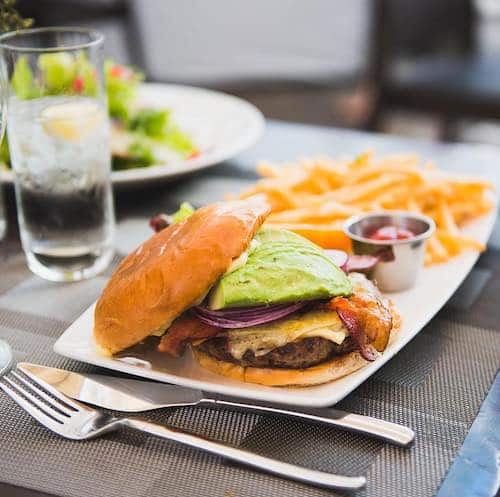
0, 369, 366, 491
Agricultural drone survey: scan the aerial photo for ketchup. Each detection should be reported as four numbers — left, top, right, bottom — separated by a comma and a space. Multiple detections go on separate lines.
369, 225, 415, 241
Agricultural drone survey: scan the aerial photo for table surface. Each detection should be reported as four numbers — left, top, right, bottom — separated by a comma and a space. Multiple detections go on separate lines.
1, 120, 499, 497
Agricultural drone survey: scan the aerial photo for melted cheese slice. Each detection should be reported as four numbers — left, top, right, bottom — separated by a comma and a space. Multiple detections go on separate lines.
222, 309, 347, 360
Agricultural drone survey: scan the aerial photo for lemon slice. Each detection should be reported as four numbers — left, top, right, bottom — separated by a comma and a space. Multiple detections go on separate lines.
41, 101, 104, 142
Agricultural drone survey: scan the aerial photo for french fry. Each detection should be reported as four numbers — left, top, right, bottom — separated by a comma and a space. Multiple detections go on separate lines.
235, 151, 495, 264
345, 159, 421, 185
406, 198, 421, 213
427, 236, 449, 263
438, 201, 459, 235
437, 230, 485, 253
328, 174, 412, 203
268, 202, 359, 223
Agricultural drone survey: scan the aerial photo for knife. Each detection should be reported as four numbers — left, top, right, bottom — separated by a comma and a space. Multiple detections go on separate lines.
18, 362, 414, 446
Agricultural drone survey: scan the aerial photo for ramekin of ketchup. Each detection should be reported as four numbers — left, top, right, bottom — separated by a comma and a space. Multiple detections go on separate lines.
343, 211, 435, 292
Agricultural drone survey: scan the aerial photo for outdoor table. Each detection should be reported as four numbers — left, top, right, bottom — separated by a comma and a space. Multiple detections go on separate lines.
0, 120, 499, 497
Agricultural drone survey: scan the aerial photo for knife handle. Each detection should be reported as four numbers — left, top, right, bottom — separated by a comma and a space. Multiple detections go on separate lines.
199, 398, 414, 447
123, 417, 366, 491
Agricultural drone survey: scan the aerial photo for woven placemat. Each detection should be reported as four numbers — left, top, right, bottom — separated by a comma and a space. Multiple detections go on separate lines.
0, 236, 499, 497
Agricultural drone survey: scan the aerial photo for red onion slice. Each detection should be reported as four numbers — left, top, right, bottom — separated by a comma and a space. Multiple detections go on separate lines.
324, 250, 378, 274
342, 255, 379, 274
324, 250, 349, 268
193, 302, 308, 329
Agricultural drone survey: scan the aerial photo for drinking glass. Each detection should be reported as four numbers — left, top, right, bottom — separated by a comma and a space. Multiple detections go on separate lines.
0, 28, 115, 281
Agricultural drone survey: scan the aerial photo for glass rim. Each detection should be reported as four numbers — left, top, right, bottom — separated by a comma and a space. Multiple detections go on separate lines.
0, 26, 104, 53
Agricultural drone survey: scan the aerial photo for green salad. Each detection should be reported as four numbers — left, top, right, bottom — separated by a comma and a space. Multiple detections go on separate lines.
1, 54, 198, 171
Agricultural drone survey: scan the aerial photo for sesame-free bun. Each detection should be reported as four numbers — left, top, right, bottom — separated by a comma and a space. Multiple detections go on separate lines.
192, 301, 401, 387
94, 197, 270, 354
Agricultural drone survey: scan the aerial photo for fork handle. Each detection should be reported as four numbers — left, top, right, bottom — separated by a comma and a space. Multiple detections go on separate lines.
122, 417, 365, 491
199, 398, 415, 447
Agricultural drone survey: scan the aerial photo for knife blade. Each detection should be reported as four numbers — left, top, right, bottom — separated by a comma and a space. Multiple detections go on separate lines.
18, 362, 203, 411
18, 362, 414, 446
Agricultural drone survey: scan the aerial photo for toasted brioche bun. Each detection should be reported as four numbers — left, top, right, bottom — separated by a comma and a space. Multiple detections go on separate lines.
94, 197, 270, 354
192, 301, 401, 387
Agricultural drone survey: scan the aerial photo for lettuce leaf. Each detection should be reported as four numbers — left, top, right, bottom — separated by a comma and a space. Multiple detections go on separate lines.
112, 140, 156, 170
171, 202, 195, 223
127, 107, 196, 158
11, 56, 39, 99
38, 53, 76, 94
105, 60, 143, 122
162, 124, 196, 156
129, 108, 170, 137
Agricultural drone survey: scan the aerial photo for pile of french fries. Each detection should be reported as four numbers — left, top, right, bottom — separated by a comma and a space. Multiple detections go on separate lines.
235, 151, 495, 265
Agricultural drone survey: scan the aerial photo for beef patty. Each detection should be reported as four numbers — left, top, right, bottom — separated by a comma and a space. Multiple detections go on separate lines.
197, 336, 357, 369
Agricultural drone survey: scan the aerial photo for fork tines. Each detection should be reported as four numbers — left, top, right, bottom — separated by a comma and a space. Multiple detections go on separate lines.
0, 368, 81, 430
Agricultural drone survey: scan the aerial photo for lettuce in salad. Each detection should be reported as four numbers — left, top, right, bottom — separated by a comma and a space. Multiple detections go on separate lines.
12, 52, 99, 98
128, 108, 196, 156
11, 56, 39, 99
112, 140, 155, 170
4, 55, 197, 170
105, 60, 143, 121
129, 108, 169, 137
38, 52, 76, 94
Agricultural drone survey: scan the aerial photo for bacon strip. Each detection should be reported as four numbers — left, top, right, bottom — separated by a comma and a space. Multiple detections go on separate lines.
158, 314, 221, 357
329, 297, 377, 361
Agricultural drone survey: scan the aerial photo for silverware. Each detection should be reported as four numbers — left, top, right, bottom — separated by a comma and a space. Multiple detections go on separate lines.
18, 362, 415, 447
344, 210, 435, 292
0, 368, 365, 491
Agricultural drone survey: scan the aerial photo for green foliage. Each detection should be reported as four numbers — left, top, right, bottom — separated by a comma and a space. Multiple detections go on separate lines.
0, 0, 33, 33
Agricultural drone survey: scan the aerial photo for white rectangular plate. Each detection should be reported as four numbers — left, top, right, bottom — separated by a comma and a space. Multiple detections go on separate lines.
54, 208, 498, 407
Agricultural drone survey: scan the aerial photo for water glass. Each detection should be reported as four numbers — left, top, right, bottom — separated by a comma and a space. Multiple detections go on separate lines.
0, 28, 115, 281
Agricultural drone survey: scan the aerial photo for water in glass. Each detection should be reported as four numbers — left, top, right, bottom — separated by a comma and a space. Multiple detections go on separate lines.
7, 95, 114, 280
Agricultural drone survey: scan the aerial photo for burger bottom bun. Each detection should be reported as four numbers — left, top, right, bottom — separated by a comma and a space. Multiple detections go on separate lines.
192, 301, 401, 387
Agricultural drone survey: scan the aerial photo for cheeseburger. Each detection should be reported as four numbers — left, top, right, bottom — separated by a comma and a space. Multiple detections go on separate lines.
94, 197, 400, 386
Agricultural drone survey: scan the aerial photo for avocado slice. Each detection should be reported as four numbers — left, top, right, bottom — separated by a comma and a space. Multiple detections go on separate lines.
208, 228, 352, 309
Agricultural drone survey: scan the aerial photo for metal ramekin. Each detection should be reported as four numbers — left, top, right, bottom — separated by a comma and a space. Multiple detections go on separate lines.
343, 211, 436, 292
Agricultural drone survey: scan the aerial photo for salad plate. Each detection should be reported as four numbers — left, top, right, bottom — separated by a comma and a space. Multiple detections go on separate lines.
53, 204, 497, 407
1, 82, 265, 187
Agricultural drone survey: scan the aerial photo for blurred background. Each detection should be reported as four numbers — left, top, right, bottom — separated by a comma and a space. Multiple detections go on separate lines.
15, 0, 500, 145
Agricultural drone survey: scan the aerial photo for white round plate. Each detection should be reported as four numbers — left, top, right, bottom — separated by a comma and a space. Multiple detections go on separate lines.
1, 83, 265, 186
